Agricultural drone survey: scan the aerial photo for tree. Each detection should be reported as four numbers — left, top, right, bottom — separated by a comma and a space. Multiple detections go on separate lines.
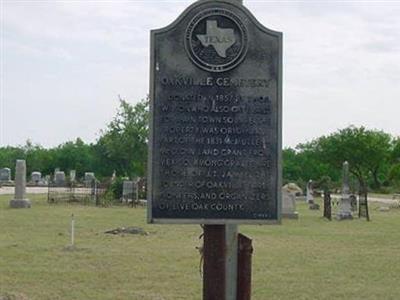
391, 138, 400, 163
295, 141, 340, 183
0, 146, 25, 177
282, 148, 302, 183
317, 126, 392, 188
53, 138, 95, 177
23, 141, 54, 175
282, 145, 339, 187
97, 97, 149, 178
388, 164, 400, 189
388, 138, 400, 188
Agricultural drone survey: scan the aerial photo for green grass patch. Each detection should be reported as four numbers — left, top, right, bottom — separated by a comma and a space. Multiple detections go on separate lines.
1, 195, 399, 299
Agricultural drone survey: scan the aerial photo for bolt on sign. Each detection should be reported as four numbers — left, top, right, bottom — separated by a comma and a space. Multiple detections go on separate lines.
148, 0, 282, 224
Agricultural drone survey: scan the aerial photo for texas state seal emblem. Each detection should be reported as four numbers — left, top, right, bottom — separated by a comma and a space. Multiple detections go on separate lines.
185, 8, 248, 72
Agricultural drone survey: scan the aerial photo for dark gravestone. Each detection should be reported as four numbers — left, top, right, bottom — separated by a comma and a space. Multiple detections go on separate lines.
148, 0, 282, 224
350, 194, 357, 212
323, 190, 332, 220
358, 189, 370, 221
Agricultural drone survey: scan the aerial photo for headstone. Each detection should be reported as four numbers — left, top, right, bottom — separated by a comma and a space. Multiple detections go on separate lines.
70, 170, 76, 182
40, 176, 48, 186
122, 180, 135, 202
0, 167, 11, 183
84, 172, 95, 187
0, 167, 11, 182
283, 182, 302, 196
306, 180, 314, 204
31, 171, 42, 185
54, 171, 66, 186
148, 0, 282, 223
9, 160, 31, 208
350, 194, 357, 212
323, 190, 332, 220
111, 170, 117, 182
358, 187, 370, 221
336, 161, 353, 220
281, 187, 298, 219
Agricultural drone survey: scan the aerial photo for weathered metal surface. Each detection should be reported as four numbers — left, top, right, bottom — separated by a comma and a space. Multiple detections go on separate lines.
148, 0, 282, 223
225, 224, 238, 300
237, 233, 253, 300
203, 225, 226, 300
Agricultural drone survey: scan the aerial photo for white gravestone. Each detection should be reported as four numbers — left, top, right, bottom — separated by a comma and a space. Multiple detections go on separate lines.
282, 186, 299, 219
31, 171, 42, 184
70, 170, 76, 182
84, 172, 95, 187
306, 180, 314, 204
10, 160, 31, 208
0, 168, 11, 182
123, 180, 134, 202
123, 180, 139, 203
336, 161, 353, 220
55, 171, 66, 186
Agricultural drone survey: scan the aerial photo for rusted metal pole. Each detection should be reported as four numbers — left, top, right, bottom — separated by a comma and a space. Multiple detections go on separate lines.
226, 225, 238, 300
203, 225, 226, 300
237, 234, 253, 300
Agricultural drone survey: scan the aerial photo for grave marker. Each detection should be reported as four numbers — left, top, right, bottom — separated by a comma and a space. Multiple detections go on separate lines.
359, 186, 370, 221
306, 180, 314, 204
55, 171, 66, 186
336, 161, 353, 220
84, 172, 95, 187
0, 167, 11, 182
350, 194, 357, 212
323, 190, 332, 220
281, 187, 298, 219
122, 180, 136, 203
9, 160, 31, 208
31, 171, 42, 184
70, 170, 76, 182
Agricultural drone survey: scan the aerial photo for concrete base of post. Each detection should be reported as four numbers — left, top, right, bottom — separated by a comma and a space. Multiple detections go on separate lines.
9, 199, 31, 208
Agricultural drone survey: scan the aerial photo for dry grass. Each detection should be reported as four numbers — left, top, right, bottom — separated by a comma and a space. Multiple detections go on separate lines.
1, 194, 399, 300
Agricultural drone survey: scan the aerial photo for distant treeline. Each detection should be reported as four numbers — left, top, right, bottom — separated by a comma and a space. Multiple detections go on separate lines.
0, 98, 149, 181
283, 126, 400, 193
1, 97, 399, 192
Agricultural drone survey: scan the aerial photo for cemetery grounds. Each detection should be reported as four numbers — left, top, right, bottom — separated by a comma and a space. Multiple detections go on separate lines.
0, 194, 399, 300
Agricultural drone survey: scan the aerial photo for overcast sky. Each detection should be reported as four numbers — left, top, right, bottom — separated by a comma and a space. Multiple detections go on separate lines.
1, 0, 399, 148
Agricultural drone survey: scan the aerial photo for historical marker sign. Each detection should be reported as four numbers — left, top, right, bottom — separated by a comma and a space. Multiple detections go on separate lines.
148, 0, 282, 224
